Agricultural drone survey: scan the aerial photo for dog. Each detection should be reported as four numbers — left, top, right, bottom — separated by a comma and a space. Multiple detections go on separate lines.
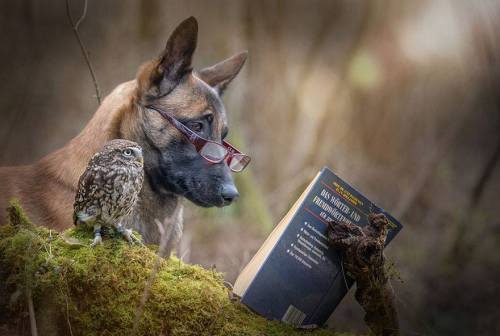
0, 17, 247, 243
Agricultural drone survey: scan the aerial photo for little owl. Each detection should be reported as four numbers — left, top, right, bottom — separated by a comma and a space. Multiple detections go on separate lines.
73, 139, 144, 246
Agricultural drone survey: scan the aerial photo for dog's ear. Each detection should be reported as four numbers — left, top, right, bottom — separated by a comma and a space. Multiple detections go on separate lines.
146, 17, 198, 97
198, 51, 248, 95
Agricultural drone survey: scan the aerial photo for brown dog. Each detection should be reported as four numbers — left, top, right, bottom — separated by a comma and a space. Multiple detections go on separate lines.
0, 17, 247, 243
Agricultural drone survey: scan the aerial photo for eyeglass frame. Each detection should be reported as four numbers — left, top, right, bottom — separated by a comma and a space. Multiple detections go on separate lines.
145, 104, 251, 172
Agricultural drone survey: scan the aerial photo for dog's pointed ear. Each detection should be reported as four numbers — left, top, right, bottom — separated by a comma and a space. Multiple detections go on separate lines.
154, 17, 198, 96
198, 51, 248, 95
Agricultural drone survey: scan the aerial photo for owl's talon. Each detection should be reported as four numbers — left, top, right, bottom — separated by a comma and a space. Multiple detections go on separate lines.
127, 230, 144, 246
90, 233, 102, 247
117, 225, 144, 246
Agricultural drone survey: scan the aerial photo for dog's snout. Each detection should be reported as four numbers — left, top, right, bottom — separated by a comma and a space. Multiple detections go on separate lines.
221, 183, 239, 204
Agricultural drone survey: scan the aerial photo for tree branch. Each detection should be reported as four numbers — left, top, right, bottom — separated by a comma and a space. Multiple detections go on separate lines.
65, 0, 101, 105
328, 213, 400, 336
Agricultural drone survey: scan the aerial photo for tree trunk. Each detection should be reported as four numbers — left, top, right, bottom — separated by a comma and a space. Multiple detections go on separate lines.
327, 213, 399, 336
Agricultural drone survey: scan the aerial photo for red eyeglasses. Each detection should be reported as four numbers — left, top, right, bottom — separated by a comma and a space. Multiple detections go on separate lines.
146, 105, 251, 172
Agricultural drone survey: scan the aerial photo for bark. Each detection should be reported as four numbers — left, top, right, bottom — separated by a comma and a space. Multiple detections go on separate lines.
327, 213, 399, 336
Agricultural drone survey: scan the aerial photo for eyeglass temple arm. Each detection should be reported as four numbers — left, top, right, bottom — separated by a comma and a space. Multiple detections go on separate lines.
223, 140, 251, 167
147, 105, 249, 161
146, 105, 202, 144
222, 141, 241, 154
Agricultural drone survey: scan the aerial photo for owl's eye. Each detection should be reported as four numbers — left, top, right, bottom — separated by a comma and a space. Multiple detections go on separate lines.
123, 149, 133, 156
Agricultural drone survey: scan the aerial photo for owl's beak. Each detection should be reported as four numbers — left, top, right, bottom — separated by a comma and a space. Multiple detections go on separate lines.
133, 148, 144, 164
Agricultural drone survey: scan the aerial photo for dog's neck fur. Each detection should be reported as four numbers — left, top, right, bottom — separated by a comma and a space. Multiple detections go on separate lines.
38, 80, 180, 243
39, 81, 135, 187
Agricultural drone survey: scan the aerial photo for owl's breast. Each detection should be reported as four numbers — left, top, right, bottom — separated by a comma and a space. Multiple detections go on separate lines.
100, 167, 142, 222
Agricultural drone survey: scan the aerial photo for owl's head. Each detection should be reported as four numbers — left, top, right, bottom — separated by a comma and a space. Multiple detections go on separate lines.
98, 139, 144, 167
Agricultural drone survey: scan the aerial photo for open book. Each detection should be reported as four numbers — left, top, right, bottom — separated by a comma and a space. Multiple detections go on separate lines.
233, 167, 402, 327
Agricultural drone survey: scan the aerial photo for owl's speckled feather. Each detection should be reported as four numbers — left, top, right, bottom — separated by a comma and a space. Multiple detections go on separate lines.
73, 139, 144, 241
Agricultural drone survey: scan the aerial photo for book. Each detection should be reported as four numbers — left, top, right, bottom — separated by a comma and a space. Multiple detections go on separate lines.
233, 167, 403, 327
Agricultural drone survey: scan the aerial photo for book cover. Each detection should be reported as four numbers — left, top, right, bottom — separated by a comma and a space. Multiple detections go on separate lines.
234, 167, 403, 327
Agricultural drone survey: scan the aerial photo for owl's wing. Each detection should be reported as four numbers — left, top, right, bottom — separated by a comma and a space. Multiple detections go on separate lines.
73, 167, 99, 226
74, 208, 98, 225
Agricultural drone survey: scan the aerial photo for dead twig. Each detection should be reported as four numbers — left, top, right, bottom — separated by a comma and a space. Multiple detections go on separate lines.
163, 205, 184, 257
132, 206, 183, 335
23, 235, 39, 336
26, 287, 38, 336
64, 280, 75, 336
65, 0, 101, 105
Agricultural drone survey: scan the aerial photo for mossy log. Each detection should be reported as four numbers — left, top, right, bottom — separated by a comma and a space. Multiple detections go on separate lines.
327, 214, 399, 336
0, 202, 348, 336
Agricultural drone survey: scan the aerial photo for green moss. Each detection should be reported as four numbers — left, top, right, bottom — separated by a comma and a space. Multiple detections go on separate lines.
0, 203, 350, 336
7, 199, 33, 228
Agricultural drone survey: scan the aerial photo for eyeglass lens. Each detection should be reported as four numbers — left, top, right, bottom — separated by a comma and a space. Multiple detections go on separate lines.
229, 154, 250, 172
200, 142, 228, 162
199, 142, 250, 171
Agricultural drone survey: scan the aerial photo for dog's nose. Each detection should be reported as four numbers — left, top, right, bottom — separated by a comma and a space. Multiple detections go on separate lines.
221, 183, 239, 204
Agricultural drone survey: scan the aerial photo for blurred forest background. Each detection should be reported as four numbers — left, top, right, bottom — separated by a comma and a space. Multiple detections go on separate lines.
1, 0, 499, 335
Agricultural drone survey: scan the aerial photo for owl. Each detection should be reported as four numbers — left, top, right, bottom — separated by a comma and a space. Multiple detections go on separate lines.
73, 139, 145, 246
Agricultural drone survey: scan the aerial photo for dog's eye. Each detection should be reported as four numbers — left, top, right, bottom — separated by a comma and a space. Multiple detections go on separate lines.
123, 149, 133, 156
188, 122, 203, 133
